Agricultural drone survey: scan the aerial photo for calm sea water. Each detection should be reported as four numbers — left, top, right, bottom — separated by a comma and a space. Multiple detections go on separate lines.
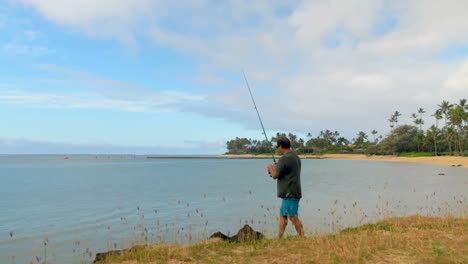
0, 155, 466, 263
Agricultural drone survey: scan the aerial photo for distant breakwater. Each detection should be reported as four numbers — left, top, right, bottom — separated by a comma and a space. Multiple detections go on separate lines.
146, 155, 326, 159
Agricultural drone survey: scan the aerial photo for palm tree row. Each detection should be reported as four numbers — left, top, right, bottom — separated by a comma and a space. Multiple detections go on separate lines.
226, 98, 467, 156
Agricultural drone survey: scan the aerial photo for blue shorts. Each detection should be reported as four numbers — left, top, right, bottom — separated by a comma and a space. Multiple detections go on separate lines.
280, 198, 300, 217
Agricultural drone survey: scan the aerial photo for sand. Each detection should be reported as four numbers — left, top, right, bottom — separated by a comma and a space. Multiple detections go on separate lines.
222, 154, 467, 167
310, 154, 468, 167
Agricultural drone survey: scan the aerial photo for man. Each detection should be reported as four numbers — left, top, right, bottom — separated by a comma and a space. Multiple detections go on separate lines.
267, 137, 304, 238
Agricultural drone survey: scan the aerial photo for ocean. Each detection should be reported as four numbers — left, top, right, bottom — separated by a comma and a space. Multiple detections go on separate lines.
0, 155, 466, 263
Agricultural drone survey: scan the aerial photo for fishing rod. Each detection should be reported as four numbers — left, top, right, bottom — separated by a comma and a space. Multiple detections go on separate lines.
242, 70, 276, 163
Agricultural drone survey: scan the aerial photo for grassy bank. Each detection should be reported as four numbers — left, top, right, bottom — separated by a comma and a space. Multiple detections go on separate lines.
96, 215, 467, 264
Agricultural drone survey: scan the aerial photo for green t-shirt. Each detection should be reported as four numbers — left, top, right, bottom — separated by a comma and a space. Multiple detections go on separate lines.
275, 151, 302, 199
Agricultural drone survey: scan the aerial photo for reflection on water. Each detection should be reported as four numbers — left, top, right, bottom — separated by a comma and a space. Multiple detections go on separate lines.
0, 155, 466, 263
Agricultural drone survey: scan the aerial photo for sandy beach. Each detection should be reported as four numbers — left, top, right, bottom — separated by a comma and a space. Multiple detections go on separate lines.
318, 154, 468, 167
223, 154, 467, 167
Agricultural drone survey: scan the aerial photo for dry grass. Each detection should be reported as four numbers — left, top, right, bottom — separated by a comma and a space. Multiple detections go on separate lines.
96, 215, 467, 264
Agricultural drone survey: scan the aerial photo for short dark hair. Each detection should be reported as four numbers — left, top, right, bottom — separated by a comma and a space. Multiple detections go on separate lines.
276, 137, 291, 149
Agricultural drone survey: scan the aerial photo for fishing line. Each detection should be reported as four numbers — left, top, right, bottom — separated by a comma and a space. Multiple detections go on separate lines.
242, 70, 276, 163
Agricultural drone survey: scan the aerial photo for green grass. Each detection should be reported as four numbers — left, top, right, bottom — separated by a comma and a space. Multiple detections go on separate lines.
398, 152, 435, 157
96, 216, 468, 264
340, 222, 405, 233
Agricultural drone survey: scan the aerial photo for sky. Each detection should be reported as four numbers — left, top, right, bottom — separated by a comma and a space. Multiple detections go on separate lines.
0, 0, 467, 154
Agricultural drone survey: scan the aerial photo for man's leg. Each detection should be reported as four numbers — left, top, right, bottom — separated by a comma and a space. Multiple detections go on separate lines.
278, 216, 288, 238
289, 216, 304, 237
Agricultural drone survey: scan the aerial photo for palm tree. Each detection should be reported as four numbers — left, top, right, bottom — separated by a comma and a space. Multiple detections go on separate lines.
427, 125, 440, 156
411, 112, 418, 126
458, 98, 468, 126
388, 115, 396, 131
388, 111, 400, 132
393, 111, 402, 127
332, 131, 340, 146
418, 107, 425, 116
459, 98, 467, 109
449, 106, 465, 155
336, 137, 349, 152
453, 100, 467, 155
446, 126, 455, 155
415, 118, 424, 131
371, 130, 378, 144
319, 130, 334, 151
438, 101, 454, 155
438, 100, 453, 126
354, 131, 368, 149
388, 111, 402, 155
432, 110, 443, 156
417, 108, 425, 130
305, 132, 313, 153
433, 110, 443, 129
371, 130, 378, 155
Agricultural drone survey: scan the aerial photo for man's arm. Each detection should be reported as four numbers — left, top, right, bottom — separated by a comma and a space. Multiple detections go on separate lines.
267, 163, 280, 179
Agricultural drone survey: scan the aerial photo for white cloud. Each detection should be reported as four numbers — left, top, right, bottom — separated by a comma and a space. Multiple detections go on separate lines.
185, 0, 468, 135
13, 0, 468, 137
0, 62, 206, 113
0, 89, 204, 112
444, 59, 468, 93
290, 0, 385, 49
361, 0, 468, 55
23, 30, 42, 41
2, 26, 50, 57
0, 137, 222, 154
19, 0, 156, 45
3, 42, 50, 56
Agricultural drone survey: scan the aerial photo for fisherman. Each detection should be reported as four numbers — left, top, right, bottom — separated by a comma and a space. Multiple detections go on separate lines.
267, 136, 304, 238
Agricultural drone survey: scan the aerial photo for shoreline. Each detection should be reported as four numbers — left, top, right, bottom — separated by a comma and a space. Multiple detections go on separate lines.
222, 154, 468, 167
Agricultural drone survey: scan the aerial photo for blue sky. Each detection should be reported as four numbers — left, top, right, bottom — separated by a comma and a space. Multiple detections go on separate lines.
1, 0, 467, 154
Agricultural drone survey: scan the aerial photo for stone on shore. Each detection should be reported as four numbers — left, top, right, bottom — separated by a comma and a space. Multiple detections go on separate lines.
209, 224, 264, 242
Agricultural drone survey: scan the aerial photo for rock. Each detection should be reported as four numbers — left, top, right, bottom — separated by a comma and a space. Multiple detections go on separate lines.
94, 245, 145, 263
232, 224, 264, 242
438, 173, 445, 176
94, 250, 120, 263
209, 231, 230, 240
94, 225, 265, 262
209, 224, 264, 242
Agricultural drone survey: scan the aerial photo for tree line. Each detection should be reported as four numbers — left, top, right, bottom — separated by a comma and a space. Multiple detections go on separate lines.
226, 99, 468, 156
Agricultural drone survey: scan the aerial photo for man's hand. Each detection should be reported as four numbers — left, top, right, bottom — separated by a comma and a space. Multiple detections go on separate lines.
267, 164, 272, 176
267, 163, 278, 178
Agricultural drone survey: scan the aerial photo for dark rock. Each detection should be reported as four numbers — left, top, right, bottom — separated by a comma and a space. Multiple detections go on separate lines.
94, 245, 145, 263
209, 231, 230, 240
94, 250, 120, 263
233, 224, 264, 242
209, 224, 264, 242
94, 225, 265, 262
